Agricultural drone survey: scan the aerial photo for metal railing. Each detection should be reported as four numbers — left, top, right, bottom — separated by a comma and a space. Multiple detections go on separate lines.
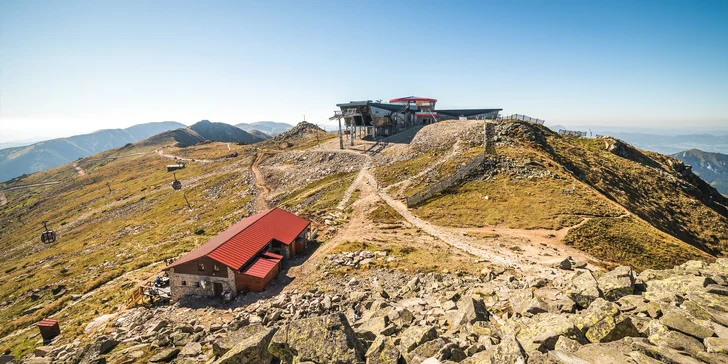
497, 114, 545, 125
406, 153, 487, 207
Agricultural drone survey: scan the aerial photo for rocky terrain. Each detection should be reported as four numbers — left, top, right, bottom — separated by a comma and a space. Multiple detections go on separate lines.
22, 252, 728, 364
2, 119, 728, 363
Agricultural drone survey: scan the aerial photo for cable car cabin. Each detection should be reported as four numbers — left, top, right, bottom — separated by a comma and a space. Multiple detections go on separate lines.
172, 180, 182, 190
41, 230, 56, 244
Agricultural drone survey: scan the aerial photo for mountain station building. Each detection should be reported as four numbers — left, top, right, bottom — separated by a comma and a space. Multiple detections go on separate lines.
164, 208, 310, 301
335, 96, 502, 138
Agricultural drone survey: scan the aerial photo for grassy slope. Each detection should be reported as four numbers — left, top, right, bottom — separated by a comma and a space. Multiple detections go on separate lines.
563, 216, 713, 271
0, 144, 255, 353
0, 128, 349, 356
546, 134, 728, 256
400, 120, 728, 269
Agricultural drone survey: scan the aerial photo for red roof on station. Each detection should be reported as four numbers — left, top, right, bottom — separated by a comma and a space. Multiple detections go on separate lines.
165, 208, 309, 271
37, 318, 58, 327
389, 96, 438, 103
243, 256, 281, 278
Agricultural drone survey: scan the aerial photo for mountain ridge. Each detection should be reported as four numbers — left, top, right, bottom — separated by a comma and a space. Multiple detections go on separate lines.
0, 121, 185, 182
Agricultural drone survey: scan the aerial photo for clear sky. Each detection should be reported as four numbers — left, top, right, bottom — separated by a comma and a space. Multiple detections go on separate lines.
1, 0, 727, 142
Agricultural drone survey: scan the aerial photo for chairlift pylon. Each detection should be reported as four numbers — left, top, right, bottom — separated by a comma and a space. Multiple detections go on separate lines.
40, 221, 56, 244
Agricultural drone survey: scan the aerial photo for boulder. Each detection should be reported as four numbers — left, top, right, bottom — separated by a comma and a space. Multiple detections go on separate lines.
365, 336, 400, 364
400, 325, 438, 353
571, 298, 639, 343
706, 337, 728, 354
489, 335, 526, 364
405, 338, 448, 364
647, 320, 705, 357
149, 348, 180, 363
516, 313, 585, 352
631, 340, 705, 364
644, 275, 710, 302
179, 342, 202, 358
213, 324, 271, 357
597, 266, 634, 301
268, 313, 365, 363
78, 338, 119, 364
33, 346, 53, 357
571, 338, 638, 364
448, 296, 487, 328
567, 271, 601, 309
214, 326, 275, 364
554, 337, 581, 353
660, 311, 714, 339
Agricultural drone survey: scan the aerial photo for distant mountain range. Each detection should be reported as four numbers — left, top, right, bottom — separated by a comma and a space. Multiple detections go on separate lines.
0, 121, 185, 182
673, 149, 728, 195
235, 121, 293, 136
546, 124, 728, 155
143, 120, 266, 148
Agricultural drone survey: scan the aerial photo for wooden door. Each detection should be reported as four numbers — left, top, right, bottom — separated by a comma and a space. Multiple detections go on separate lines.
213, 282, 223, 296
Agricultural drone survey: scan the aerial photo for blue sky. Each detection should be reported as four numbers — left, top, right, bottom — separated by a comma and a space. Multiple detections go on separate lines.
1, 0, 727, 141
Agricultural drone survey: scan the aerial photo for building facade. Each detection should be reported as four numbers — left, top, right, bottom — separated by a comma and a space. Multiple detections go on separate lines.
335, 96, 501, 140
164, 208, 310, 302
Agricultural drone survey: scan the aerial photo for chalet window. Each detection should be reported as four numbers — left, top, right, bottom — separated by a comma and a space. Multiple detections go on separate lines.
213, 265, 220, 272
197, 263, 205, 271
181, 281, 186, 286
195, 282, 200, 287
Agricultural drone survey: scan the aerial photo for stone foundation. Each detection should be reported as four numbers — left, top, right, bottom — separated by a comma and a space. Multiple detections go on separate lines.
169, 267, 237, 302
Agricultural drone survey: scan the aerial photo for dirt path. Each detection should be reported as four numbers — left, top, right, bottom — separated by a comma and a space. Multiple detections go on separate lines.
226, 143, 231, 151
0, 191, 6, 206
363, 171, 517, 267
2, 181, 61, 191
336, 159, 372, 210
73, 161, 86, 176
252, 153, 272, 211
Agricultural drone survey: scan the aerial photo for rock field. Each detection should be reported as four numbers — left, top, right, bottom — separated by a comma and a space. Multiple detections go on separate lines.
23, 253, 728, 363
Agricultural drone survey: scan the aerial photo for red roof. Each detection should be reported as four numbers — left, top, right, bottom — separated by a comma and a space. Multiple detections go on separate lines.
389, 96, 438, 103
166, 208, 309, 271
37, 318, 58, 327
243, 256, 281, 278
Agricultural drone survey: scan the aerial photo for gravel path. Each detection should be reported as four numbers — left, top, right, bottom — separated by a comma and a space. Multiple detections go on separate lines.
363, 170, 518, 267
252, 153, 272, 211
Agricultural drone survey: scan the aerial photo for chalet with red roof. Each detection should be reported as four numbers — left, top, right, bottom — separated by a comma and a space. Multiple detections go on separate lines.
164, 207, 310, 301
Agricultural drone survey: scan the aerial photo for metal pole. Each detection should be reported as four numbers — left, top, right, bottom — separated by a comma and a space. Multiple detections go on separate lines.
338, 117, 344, 150
183, 192, 192, 209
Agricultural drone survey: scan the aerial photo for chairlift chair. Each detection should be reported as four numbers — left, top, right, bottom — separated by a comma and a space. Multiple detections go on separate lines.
171, 172, 182, 190
40, 221, 56, 244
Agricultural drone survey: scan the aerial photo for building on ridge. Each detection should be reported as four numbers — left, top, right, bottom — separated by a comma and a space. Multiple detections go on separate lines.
334, 96, 501, 139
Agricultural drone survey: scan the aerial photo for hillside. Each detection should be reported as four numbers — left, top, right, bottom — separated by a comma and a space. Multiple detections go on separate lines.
142, 120, 265, 148
373, 120, 728, 270
673, 148, 728, 195
2, 119, 728, 362
0, 121, 185, 182
235, 121, 293, 136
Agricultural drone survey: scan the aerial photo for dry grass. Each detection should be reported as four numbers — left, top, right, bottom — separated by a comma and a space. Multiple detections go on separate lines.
412, 174, 622, 230
366, 203, 401, 224
372, 152, 438, 188
564, 216, 715, 271
546, 132, 728, 256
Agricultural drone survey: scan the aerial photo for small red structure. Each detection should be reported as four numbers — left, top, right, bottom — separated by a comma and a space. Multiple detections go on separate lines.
37, 318, 60, 342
